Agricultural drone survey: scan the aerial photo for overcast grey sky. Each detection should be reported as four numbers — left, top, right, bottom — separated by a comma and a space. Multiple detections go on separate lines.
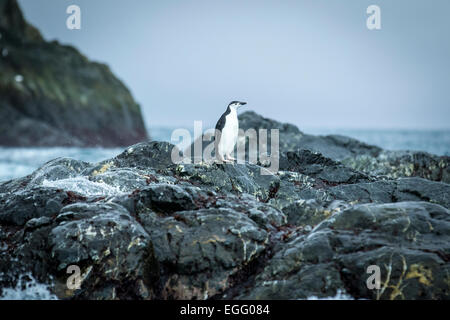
18, 0, 450, 130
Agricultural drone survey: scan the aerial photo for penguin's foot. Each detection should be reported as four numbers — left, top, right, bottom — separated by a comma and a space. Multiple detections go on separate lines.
216, 155, 231, 163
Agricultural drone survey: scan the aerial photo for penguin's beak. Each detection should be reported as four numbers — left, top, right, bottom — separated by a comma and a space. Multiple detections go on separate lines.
240, 102, 247, 107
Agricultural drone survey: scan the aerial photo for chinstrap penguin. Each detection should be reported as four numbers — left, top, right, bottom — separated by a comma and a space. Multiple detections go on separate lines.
214, 101, 247, 162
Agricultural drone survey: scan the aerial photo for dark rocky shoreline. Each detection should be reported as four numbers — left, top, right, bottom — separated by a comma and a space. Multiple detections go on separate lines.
1, 111, 449, 300
0, 0, 148, 147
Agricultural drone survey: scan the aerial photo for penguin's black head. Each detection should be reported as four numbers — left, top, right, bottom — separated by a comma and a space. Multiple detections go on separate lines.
228, 101, 247, 110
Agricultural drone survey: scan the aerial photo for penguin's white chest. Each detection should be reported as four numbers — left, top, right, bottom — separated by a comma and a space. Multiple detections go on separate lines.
219, 110, 238, 155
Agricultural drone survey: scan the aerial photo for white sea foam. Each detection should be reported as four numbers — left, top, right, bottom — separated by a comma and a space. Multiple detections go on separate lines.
306, 289, 354, 300
0, 273, 58, 300
14, 74, 23, 82
42, 176, 125, 197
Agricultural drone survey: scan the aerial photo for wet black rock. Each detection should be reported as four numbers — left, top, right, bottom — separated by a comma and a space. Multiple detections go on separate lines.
343, 150, 450, 183
174, 162, 280, 202
0, 119, 449, 300
0, 157, 90, 194
138, 207, 268, 299
0, 187, 67, 226
135, 184, 197, 214
49, 202, 154, 299
187, 111, 381, 163
279, 149, 371, 185
238, 112, 448, 184
235, 202, 450, 300
113, 142, 177, 171
328, 177, 450, 208
239, 111, 382, 161
281, 199, 345, 228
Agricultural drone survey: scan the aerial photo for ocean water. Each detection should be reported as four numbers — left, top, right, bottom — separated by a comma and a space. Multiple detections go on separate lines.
305, 128, 450, 157
0, 147, 123, 182
0, 127, 449, 183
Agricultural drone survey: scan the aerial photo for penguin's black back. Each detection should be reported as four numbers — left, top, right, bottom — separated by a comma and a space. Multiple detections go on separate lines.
214, 106, 231, 157
215, 106, 231, 133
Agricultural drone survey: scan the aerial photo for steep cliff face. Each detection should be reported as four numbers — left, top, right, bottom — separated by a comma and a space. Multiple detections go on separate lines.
0, 0, 149, 147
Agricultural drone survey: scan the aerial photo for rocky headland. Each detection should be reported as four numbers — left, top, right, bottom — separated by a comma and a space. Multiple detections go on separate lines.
0, 0, 148, 147
0, 111, 449, 300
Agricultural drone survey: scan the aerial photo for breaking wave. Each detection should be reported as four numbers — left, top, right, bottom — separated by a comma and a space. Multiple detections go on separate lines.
42, 176, 126, 197
0, 273, 58, 300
